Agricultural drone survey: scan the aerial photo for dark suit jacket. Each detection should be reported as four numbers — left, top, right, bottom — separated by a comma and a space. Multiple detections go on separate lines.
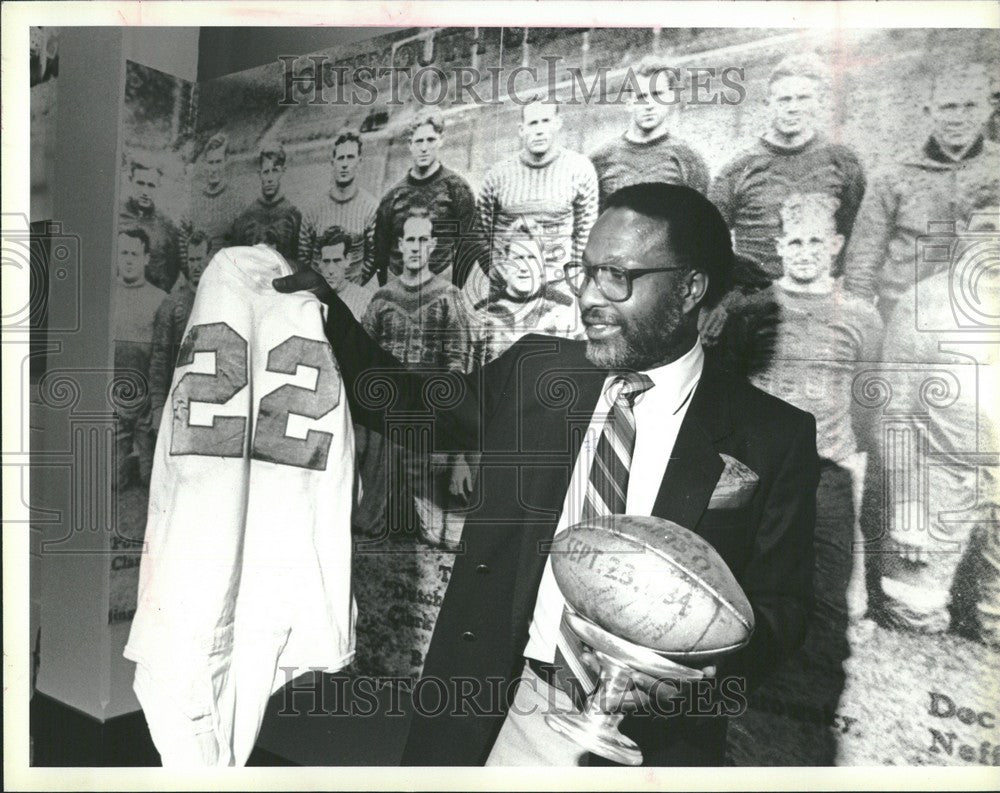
322, 295, 819, 767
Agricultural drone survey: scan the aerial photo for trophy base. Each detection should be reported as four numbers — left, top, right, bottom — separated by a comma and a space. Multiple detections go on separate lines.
545, 710, 643, 766
542, 609, 716, 766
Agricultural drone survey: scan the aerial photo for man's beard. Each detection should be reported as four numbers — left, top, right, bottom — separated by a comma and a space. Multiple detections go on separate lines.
584, 299, 684, 370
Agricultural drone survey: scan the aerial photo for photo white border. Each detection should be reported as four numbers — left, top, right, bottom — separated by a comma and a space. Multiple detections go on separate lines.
4, 2, 999, 790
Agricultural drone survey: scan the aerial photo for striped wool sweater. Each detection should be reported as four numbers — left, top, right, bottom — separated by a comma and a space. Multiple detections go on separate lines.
298, 187, 378, 284
477, 147, 599, 273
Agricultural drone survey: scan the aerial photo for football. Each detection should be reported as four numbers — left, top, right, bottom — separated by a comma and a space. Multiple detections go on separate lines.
550, 514, 754, 660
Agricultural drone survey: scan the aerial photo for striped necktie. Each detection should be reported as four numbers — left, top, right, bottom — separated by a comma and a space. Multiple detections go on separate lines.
556, 372, 655, 695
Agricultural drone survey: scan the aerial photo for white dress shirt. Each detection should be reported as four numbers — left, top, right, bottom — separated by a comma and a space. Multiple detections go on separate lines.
523, 339, 706, 663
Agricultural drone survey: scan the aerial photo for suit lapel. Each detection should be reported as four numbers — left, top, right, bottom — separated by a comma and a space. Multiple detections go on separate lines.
651, 363, 733, 531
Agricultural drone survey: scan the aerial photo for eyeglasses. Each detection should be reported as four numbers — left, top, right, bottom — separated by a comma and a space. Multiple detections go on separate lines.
562, 262, 685, 302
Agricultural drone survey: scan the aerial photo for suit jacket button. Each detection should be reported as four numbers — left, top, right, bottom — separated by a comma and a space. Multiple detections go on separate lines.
476, 564, 490, 574
462, 631, 476, 642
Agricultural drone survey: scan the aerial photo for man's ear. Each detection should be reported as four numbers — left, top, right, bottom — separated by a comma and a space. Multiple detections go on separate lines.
685, 270, 709, 314
829, 233, 845, 258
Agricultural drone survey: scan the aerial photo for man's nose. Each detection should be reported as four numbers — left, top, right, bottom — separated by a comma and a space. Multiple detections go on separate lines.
577, 276, 607, 310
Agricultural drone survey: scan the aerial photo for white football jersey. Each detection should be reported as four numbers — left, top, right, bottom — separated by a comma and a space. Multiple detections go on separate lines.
125, 244, 357, 766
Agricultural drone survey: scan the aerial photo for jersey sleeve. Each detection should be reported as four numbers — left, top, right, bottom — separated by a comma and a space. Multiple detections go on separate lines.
297, 204, 316, 271
372, 192, 395, 287
147, 298, 174, 414
476, 169, 498, 262
842, 169, 897, 302
678, 143, 711, 195
442, 286, 472, 373
361, 198, 378, 286
288, 205, 303, 265
572, 158, 600, 266
708, 157, 741, 228
450, 174, 487, 288
834, 146, 868, 245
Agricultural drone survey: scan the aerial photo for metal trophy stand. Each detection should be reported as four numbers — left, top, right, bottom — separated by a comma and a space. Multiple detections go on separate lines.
545, 607, 726, 766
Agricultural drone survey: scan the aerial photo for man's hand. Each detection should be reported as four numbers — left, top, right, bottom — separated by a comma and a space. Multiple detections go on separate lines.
449, 455, 474, 501
579, 649, 716, 712
272, 268, 335, 303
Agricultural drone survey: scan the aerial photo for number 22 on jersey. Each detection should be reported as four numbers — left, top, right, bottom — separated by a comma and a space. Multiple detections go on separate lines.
169, 322, 342, 471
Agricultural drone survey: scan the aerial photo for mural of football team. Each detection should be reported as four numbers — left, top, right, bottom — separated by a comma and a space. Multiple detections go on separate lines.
110, 26, 999, 766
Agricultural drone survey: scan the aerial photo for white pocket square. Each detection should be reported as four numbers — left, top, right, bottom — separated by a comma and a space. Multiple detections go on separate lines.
709, 454, 759, 510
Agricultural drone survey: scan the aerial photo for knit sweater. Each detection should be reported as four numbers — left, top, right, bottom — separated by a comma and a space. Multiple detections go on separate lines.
184, 182, 242, 255
148, 284, 196, 415
589, 131, 710, 209
113, 279, 167, 384
298, 187, 378, 284
229, 194, 302, 264
725, 281, 882, 463
477, 147, 599, 274
118, 199, 183, 293
361, 275, 468, 371
709, 134, 867, 287
842, 136, 1000, 320
373, 165, 483, 287
113, 279, 167, 344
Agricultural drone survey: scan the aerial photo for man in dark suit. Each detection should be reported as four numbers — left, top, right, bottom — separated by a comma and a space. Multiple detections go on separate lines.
275, 182, 819, 766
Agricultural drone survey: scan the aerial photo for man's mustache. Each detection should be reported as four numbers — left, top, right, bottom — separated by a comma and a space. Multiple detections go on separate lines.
581, 309, 620, 325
